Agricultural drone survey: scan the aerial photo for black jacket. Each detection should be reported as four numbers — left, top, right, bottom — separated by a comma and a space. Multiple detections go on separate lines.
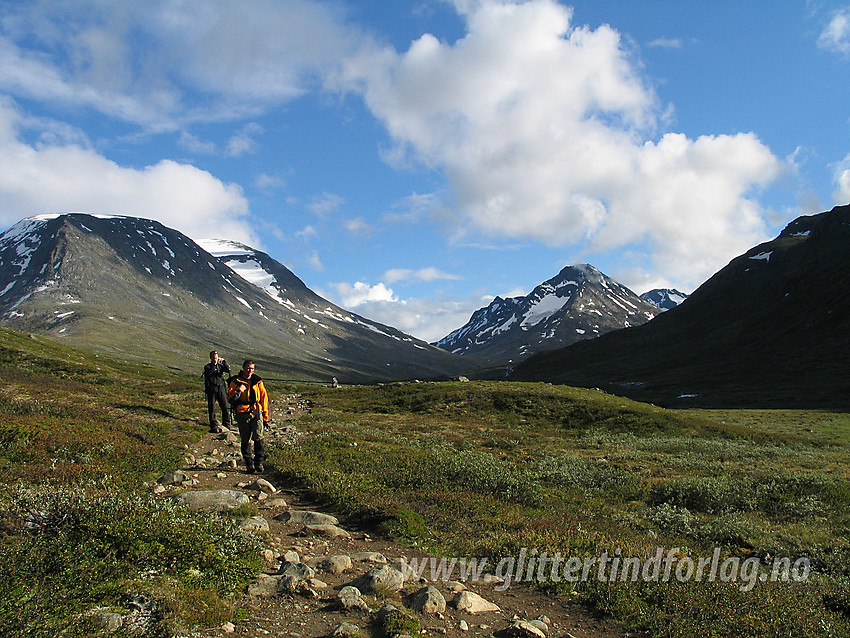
203, 360, 231, 391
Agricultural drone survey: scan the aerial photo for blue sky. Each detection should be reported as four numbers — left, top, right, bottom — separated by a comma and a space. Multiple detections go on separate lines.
0, 0, 848, 341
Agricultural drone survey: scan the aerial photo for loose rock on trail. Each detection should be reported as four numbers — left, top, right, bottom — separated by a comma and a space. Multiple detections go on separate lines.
152, 394, 625, 638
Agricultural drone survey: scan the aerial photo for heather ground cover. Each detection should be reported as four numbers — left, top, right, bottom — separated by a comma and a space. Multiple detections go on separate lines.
269, 382, 850, 637
0, 327, 263, 637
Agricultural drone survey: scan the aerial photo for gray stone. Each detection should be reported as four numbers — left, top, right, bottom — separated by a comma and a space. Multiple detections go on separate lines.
172, 490, 249, 512
302, 524, 350, 538
507, 620, 547, 638
239, 516, 270, 532
96, 612, 124, 632
311, 554, 352, 575
276, 510, 339, 525
157, 470, 188, 485
451, 591, 500, 614
408, 585, 446, 614
353, 565, 405, 594
350, 551, 387, 564
335, 585, 371, 612
391, 557, 420, 581
529, 618, 549, 634
278, 561, 316, 582
332, 622, 363, 638
247, 574, 281, 598
251, 478, 277, 493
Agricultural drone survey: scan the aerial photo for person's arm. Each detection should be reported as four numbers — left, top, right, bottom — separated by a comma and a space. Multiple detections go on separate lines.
259, 382, 270, 423
227, 378, 242, 403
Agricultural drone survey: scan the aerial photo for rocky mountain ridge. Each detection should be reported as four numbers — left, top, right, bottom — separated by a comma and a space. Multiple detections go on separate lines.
0, 213, 472, 382
639, 288, 689, 310
434, 264, 659, 365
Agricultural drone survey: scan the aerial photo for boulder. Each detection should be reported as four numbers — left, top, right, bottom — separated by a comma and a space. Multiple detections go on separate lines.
332, 622, 363, 638
172, 490, 248, 512
247, 574, 281, 598
408, 585, 446, 614
301, 524, 350, 538
451, 591, 500, 614
335, 586, 370, 612
157, 470, 188, 485
353, 565, 405, 594
507, 620, 547, 638
276, 510, 339, 525
310, 554, 353, 575
239, 516, 270, 532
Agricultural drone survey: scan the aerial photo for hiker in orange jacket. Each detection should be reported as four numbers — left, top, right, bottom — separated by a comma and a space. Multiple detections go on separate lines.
227, 359, 269, 473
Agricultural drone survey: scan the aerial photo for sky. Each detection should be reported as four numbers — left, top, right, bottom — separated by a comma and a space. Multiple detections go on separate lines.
0, 0, 848, 342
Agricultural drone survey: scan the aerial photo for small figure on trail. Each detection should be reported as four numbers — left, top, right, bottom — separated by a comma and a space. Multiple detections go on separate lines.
227, 359, 270, 474
203, 350, 231, 433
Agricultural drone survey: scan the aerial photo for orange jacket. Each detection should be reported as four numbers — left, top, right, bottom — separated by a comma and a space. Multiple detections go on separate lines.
227, 373, 269, 422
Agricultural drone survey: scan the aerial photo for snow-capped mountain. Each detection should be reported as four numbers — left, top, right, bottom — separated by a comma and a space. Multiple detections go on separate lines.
510, 204, 850, 408
640, 288, 689, 310
0, 213, 471, 382
434, 264, 660, 364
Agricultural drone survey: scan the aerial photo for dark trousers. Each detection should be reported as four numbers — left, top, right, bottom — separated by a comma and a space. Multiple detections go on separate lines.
206, 384, 230, 430
234, 410, 265, 467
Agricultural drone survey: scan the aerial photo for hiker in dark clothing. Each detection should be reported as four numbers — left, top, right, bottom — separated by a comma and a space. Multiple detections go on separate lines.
227, 359, 269, 473
203, 350, 231, 433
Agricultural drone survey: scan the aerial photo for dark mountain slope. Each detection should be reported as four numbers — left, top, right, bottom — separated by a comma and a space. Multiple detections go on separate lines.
510, 205, 850, 409
0, 214, 472, 381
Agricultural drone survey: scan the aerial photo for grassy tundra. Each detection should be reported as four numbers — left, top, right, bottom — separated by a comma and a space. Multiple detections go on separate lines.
270, 382, 850, 637
1, 322, 849, 636
0, 327, 262, 637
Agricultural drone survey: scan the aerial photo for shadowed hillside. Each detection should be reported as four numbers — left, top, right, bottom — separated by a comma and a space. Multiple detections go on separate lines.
510, 205, 850, 409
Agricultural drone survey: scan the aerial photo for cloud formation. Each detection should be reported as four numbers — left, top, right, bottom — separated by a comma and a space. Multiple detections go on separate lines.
333, 0, 783, 289
322, 281, 484, 342
0, 0, 357, 130
0, 100, 254, 244
383, 267, 462, 283
818, 8, 850, 55
329, 281, 397, 306
0, 0, 792, 294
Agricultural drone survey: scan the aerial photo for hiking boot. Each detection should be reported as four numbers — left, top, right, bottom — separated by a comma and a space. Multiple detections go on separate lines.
255, 464, 265, 473
245, 464, 255, 474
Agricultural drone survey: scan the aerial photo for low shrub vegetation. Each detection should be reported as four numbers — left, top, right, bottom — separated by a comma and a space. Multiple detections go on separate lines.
269, 381, 850, 637
0, 327, 264, 636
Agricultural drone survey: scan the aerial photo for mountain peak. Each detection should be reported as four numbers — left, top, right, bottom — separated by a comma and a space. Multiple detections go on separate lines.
0, 213, 470, 382
434, 263, 659, 364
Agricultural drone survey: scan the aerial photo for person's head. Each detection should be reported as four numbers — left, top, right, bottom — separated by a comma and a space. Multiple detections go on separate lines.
209, 350, 219, 363
242, 359, 255, 377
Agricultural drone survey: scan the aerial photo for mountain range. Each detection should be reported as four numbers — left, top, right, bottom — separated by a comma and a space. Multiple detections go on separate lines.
510, 204, 850, 409
0, 213, 473, 382
433, 264, 660, 365
640, 288, 689, 310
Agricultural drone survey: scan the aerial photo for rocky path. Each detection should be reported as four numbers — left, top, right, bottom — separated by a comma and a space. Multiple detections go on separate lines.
157, 395, 626, 638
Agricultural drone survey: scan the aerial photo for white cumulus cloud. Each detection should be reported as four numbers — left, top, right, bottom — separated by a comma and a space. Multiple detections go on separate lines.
331, 0, 784, 290
329, 281, 397, 306
0, 100, 255, 244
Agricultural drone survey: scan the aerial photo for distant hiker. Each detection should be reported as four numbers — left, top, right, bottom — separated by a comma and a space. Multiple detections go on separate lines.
203, 350, 231, 433
227, 359, 270, 474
